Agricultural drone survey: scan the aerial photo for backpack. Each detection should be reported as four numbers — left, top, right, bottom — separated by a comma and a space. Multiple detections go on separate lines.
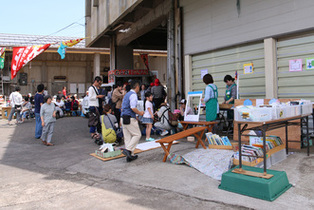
101, 115, 117, 143
161, 107, 178, 127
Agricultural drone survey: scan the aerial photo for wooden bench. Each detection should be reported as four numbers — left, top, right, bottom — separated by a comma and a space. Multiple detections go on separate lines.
156, 126, 207, 162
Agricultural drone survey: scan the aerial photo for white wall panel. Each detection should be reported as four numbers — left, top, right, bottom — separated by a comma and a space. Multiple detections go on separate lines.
181, 0, 314, 55
277, 32, 314, 101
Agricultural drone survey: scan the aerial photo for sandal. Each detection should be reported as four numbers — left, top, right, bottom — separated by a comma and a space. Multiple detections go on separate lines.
41, 140, 47, 145
46, 143, 54, 146
91, 133, 97, 139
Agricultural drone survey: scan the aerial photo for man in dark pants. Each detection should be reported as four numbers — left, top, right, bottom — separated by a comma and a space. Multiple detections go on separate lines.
88, 76, 105, 138
34, 84, 44, 139
111, 81, 125, 128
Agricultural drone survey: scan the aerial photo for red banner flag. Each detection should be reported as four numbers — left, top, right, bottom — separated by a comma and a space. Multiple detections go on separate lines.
140, 54, 149, 70
11, 44, 50, 79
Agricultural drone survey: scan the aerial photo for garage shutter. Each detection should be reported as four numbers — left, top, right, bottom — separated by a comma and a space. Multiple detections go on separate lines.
191, 42, 265, 103
277, 32, 314, 101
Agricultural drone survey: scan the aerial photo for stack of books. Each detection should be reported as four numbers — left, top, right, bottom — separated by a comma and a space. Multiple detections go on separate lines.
206, 132, 232, 146
234, 145, 264, 162
251, 136, 283, 151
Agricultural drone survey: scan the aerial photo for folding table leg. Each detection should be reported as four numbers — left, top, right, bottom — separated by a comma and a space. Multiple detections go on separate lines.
194, 130, 206, 149
160, 142, 173, 162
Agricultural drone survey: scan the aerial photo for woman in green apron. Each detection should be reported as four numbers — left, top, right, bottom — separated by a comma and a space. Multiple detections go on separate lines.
202, 74, 219, 121
223, 75, 237, 120
223, 75, 237, 105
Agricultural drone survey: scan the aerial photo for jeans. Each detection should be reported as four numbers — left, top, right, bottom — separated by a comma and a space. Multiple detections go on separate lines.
89, 106, 99, 133
20, 111, 30, 120
35, 113, 43, 138
8, 106, 21, 122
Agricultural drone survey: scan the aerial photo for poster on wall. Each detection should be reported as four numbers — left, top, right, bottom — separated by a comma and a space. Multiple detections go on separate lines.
201, 69, 208, 78
306, 58, 314, 70
78, 83, 85, 93
243, 63, 254, 74
70, 83, 77, 93
289, 59, 302, 72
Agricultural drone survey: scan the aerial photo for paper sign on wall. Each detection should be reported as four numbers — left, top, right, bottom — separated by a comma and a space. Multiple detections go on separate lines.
289, 59, 302, 72
70, 83, 77, 94
243, 63, 254, 74
78, 83, 85, 93
201, 69, 208, 78
306, 58, 314, 70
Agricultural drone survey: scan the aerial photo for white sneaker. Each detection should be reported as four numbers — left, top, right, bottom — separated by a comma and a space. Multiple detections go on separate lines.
160, 130, 169, 136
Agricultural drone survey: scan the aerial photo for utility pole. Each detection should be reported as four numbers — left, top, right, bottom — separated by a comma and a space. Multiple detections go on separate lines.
167, 0, 176, 110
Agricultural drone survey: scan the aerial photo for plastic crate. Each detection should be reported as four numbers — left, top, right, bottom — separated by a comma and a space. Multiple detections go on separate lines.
270, 149, 287, 166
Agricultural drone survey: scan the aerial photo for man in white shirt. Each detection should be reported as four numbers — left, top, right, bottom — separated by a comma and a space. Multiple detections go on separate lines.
82, 91, 89, 115
8, 86, 23, 125
88, 76, 105, 138
54, 96, 65, 117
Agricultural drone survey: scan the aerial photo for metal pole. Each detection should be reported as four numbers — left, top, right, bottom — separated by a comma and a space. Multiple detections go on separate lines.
286, 122, 289, 155
167, 0, 176, 110
238, 123, 242, 171
263, 126, 267, 175
1, 71, 3, 95
306, 116, 310, 156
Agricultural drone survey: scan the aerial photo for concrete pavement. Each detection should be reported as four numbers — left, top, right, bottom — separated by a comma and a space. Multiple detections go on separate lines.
0, 117, 314, 209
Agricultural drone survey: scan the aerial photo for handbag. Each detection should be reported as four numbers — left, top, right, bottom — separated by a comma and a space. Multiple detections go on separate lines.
88, 108, 100, 127
122, 115, 131, 125
106, 114, 123, 139
101, 115, 117, 143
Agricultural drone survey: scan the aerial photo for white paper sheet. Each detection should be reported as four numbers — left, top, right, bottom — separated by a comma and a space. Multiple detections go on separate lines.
135, 140, 178, 151
256, 99, 264, 107
70, 83, 77, 94
78, 83, 85, 93
201, 69, 208, 78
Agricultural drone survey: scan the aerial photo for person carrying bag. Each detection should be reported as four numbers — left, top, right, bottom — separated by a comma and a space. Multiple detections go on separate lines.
105, 114, 123, 143
101, 115, 117, 143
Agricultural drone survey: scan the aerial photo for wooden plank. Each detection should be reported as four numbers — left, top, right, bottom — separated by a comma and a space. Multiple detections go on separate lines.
180, 121, 218, 126
156, 126, 206, 143
219, 104, 233, 109
232, 168, 274, 179
233, 158, 264, 167
208, 145, 233, 150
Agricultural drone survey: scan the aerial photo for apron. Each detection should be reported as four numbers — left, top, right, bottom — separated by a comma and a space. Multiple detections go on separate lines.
205, 84, 218, 121
225, 84, 236, 104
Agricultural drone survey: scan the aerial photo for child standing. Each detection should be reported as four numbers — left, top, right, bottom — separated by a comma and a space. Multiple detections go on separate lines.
142, 92, 155, 141
40, 95, 56, 146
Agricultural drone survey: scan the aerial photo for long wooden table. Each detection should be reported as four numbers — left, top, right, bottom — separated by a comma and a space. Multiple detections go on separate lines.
156, 126, 207, 162
235, 114, 311, 178
180, 121, 218, 132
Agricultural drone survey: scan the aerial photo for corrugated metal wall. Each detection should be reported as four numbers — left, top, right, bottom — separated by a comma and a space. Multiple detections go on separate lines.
277, 33, 314, 101
191, 42, 265, 102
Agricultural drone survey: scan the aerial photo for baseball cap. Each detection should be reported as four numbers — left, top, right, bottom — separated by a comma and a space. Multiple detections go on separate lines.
180, 99, 186, 104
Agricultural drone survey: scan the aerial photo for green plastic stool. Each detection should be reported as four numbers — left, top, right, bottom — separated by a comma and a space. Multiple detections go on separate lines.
219, 166, 292, 201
